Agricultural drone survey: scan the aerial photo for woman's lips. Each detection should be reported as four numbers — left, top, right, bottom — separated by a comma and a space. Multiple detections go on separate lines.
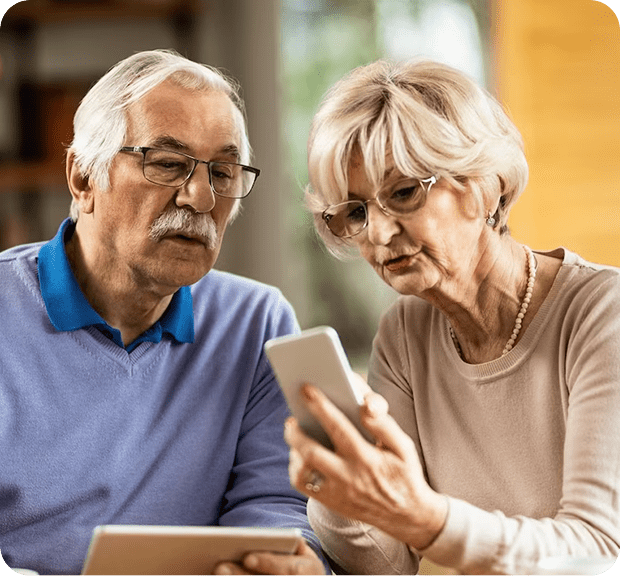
384, 254, 415, 272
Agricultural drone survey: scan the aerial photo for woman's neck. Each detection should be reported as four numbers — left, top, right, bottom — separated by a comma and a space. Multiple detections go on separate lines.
428, 240, 557, 364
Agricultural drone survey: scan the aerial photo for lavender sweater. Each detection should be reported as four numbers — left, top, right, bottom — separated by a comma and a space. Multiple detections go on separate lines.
0, 233, 318, 575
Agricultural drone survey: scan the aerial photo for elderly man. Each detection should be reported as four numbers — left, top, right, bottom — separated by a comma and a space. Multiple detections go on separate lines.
0, 50, 326, 575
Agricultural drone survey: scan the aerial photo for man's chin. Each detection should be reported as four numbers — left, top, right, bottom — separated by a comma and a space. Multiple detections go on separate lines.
152, 257, 216, 289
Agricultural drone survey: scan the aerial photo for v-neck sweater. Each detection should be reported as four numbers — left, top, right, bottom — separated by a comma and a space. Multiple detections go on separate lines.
0, 236, 322, 575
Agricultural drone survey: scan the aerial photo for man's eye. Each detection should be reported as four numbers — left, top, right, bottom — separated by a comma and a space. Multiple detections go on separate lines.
147, 155, 188, 168
211, 164, 236, 180
211, 170, 233, 179
155, 161, 185, 169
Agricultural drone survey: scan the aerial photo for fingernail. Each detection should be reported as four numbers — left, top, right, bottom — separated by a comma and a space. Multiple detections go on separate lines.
301, 384, 317, 400
244, 555, 258, 569
214, 564, 232, 575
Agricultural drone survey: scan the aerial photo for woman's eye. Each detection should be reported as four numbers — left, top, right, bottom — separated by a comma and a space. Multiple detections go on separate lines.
390, 186, 417, 202
346, 205, 366, 222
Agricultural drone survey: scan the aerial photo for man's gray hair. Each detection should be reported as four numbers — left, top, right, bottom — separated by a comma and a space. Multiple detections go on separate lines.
69, 49, 251, 221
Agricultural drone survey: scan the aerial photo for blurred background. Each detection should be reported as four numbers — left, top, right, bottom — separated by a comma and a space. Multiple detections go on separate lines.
0, 0, 618, 369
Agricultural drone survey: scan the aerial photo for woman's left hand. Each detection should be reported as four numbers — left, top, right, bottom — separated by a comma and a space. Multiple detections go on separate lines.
284, 381, 448, 550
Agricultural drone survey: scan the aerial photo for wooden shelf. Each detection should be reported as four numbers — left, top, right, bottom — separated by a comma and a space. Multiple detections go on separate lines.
0, 0, 206, 249
0, 161, 67, 191
2, 0, 204, 26
1, 0, 204, 194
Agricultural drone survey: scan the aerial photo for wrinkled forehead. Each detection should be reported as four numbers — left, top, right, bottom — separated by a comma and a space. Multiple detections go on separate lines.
124, 83, 245, 158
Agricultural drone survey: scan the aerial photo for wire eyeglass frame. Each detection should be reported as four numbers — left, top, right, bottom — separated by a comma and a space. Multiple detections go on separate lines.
321, 175, 438, 239
119, 146, 261, 199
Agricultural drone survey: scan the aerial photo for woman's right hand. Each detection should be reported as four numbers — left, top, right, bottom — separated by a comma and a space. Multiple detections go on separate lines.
284, 382, 448, 550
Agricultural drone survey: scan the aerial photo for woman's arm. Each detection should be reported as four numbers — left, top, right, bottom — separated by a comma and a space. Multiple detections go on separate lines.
284, 384, 448, 565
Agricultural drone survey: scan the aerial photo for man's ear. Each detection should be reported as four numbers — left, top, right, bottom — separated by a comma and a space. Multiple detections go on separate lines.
66, 150, 95, 214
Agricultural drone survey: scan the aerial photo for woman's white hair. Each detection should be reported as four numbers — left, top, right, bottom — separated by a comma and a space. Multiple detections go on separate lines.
305, 59, 529, 258
69, 49, 251, 221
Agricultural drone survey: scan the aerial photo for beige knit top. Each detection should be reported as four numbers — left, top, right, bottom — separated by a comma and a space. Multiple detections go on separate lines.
308, 248, 620, 574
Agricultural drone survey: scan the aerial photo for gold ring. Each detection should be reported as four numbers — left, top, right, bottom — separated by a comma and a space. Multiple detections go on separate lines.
304, 470, 325, 493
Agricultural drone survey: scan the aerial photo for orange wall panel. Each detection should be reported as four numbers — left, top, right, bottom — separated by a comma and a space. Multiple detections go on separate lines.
492, 0, 620, 265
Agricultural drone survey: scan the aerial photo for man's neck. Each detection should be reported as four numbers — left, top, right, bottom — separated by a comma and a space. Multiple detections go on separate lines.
65, 225, 174, 347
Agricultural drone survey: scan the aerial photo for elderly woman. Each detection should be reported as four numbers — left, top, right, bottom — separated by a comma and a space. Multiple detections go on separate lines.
284, 60, 620, 575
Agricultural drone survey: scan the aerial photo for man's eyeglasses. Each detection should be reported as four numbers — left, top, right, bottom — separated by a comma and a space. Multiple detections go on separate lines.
119, 146, 260, 199
322, 176, 438, 238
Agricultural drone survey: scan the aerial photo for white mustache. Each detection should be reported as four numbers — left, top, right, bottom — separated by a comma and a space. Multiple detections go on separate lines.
149, 207, 218, 249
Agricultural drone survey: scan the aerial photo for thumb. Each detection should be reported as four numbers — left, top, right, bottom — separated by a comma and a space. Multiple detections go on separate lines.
361, 392, 415, 461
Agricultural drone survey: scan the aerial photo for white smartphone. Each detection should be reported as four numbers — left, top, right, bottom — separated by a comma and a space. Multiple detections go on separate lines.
264, 326, 373, 449
81, 525, 302, 575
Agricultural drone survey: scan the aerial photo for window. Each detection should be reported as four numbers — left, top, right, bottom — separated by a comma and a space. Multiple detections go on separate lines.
281, 0, 488, 367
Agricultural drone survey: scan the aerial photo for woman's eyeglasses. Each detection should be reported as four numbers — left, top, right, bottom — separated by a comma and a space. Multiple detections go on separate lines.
322, 176, 437, 238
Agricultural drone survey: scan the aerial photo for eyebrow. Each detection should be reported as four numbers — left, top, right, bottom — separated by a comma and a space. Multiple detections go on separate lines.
149, 136, 241, 162
217, 144, 241, 162
346, 191, 365, 201
150, 136, 189, 151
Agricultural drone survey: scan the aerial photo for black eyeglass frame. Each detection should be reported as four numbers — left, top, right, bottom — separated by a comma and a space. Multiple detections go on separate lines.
119, 146, 261, 199
321, 175, 438, 239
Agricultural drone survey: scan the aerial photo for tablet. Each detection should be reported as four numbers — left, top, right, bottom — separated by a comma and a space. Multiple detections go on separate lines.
81, 525, 302, 575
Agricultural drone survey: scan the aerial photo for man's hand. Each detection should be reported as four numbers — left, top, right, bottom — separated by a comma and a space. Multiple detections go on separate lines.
213, 539, 326, 575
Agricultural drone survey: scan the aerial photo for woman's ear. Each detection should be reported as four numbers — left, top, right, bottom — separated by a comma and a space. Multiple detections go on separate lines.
66, 150, 95, 214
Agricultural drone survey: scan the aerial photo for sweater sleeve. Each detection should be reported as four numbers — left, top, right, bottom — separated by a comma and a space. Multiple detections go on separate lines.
305, 300, 427, 575
307, 498, 420, 575
214, 292, 330, 572
419, 273, 620, 574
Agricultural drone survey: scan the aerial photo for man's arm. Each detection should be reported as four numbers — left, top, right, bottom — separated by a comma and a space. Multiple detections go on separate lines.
216, 293, 329, 574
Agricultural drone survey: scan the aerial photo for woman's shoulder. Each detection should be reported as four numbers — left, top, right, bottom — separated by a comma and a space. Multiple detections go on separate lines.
549, 247, 620, 298
537, 247, 620, 335
376, 295, 441, 356
542, 247, 619, 276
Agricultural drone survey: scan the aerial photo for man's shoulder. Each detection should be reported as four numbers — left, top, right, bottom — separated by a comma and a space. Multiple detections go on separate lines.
190, 269, 299, 343
191, 269, 296, 326
0, 241, 43, 264
0, 242, 44, 291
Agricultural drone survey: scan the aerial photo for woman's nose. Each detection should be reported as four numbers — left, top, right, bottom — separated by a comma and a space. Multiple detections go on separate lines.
366, 201, 401, 245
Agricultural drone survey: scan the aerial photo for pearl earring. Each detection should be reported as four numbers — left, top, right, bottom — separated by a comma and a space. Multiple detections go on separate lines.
486, 212, 496, 227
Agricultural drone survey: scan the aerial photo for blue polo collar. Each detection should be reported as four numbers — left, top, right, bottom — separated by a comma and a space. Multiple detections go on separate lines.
38, 218, 194, 352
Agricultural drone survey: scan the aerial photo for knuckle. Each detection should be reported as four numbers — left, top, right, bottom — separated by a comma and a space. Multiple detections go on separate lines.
291, 560, 308, 575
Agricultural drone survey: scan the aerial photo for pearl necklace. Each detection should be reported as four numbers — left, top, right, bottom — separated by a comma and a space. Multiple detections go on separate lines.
449, 245, 537, 360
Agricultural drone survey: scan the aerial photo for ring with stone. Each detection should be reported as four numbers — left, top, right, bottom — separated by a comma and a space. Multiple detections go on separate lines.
304, 470, 325, 493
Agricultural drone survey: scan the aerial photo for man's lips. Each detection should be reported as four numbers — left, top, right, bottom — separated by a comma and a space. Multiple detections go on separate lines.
164, 232, 206, 245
